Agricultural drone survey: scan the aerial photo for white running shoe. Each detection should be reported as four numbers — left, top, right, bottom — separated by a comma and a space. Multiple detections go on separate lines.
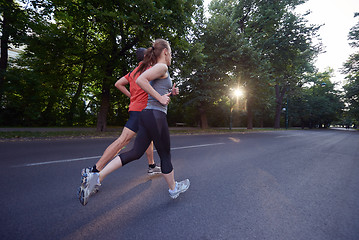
148, 165, 162, 175
81, 166, 93, 176
79, 172, 100, 206
169, 179, 190, 199
80, 167, 100, 193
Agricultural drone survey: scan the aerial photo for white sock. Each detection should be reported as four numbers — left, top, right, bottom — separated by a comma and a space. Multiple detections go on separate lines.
169, 182, 178, 193
95, 173, 101, 184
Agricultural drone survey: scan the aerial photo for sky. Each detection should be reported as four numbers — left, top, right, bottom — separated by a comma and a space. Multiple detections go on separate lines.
204, 0, 359, 87
295, 0, 359, 86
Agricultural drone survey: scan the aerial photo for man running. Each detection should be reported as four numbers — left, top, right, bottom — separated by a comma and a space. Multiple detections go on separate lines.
79, 48, 161, 203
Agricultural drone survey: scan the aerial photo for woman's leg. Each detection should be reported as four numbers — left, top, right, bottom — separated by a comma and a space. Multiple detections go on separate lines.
162, 170, 176, 190
146, 111, 189, 197
142, 110, 175, 189
99, 155, 123, 182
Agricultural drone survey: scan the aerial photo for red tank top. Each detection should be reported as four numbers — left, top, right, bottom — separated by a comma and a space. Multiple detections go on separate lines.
124, 63, 148, 112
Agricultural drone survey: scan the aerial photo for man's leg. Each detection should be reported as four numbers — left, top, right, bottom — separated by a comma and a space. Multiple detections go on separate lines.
100, 119, 152, 182
95, 127, 136, 171
79, 126, 148, 205
146, 141, 162, 175
145, 141, 154, 165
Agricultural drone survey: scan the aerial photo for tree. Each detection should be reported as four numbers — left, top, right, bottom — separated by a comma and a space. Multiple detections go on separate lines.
267, 11, 320, 128
184, 5, 240, 128
342, 12, 359, 126
73, 0, 204, 131
0, 0, 27, 102
2, 0, 204, 128
289, 70, 344, 128
182, 0, 265, 129
228, 0, 290, 129
181, 0, 318, 130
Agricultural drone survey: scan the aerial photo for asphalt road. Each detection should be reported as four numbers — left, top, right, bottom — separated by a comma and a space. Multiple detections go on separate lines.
0, 129, 358, 240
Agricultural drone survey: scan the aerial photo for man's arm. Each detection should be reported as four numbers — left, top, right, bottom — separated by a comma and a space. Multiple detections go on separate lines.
115, 77, 130, 98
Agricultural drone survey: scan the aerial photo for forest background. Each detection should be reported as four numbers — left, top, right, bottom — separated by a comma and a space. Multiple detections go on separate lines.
1, 0, 358, 131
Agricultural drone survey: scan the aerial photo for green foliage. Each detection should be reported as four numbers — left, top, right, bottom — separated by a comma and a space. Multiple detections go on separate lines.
289, 70, 344, 128
348, 12, 359, 48
0, 0, 29, 103
343, 76, 359, 126
0, 0, 349, 130
180, 0, 320, 129
342, 12, 359, 126
1, 0, 203, 128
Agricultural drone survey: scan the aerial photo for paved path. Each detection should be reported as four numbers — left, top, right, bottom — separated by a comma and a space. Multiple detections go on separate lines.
0, 129, 358, 240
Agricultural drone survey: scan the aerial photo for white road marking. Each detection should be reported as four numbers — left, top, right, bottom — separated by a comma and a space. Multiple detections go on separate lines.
13, 156, 102, 167
274, 135, 295, 138
170, 143, 225, 150
12, 142, 225, 167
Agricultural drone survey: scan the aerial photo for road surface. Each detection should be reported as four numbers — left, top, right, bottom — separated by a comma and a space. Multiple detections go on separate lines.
0, 129, 358, 240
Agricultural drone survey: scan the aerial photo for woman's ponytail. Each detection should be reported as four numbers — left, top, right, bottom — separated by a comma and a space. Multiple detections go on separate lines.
135, 39, 169, 76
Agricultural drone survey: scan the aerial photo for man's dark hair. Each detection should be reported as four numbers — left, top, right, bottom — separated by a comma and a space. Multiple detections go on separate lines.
136, 48, 146, 62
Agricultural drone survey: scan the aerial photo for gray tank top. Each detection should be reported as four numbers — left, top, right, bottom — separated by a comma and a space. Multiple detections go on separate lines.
145, 72, 172, 114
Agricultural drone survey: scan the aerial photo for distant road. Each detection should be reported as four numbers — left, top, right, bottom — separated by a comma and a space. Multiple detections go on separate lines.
0, 127, 99, 132
1, 129, 358, 240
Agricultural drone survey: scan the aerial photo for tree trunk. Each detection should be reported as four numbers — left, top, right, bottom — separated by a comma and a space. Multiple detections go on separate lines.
0, 12, 10, 100
246, 96, 253, 129
96, 28, 118, 132
97, 75, 111, 132
259, 107, 264, 128
199, 103, 208, 129
41, 94, 57, 126
95, 26, 137, 132
274, 104, 282, 129
274, 84, 286, 129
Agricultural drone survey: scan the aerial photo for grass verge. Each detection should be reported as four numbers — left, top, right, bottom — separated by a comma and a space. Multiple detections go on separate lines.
0, 127, 280, 141
0, 130, 119, 140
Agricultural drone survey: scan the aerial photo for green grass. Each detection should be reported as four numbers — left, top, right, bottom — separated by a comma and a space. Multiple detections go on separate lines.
0, 127, 281, 141
0, 130, 119, 140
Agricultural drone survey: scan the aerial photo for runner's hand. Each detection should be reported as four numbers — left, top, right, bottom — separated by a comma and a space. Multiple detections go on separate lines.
171, 83, 179, 96
159, 92, 171, 106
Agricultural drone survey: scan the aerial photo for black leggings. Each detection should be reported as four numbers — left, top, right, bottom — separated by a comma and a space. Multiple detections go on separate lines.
119, 109, 173, 174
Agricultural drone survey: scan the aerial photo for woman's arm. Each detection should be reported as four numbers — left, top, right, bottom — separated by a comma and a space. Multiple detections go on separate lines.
136, 63, 171, 105
115, 77, 130, 98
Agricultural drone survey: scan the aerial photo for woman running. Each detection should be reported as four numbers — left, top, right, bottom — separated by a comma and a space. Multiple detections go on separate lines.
80, 48, 160, 177
79, 39, 190, 205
